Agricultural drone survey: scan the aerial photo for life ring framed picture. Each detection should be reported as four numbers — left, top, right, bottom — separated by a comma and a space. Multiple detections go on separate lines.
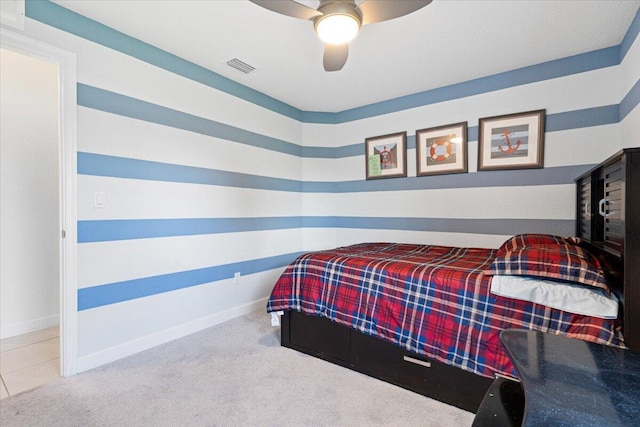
365, 131, 407, 180
416, 122, 468, 176
478, 109, 545, 171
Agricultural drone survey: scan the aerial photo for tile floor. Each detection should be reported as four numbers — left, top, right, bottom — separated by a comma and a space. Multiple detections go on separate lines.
0, 326, 60, 399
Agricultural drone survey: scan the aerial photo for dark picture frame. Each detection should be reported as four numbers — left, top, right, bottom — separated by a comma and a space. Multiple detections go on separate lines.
365, 131, 407, 180
478, 109, 545, 171
416, 122, 468, 176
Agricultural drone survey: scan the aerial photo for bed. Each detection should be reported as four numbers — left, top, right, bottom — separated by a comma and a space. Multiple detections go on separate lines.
266, 150, 639, 413
267, 236, 628, 411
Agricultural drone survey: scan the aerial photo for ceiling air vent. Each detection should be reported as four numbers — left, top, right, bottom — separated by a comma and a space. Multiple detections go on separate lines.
226, 58, 255, 74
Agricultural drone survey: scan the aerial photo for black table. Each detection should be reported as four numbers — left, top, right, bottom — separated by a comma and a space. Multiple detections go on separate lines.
473, 329, 640, 426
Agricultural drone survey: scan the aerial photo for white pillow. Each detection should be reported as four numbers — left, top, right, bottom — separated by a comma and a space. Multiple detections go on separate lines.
490, 274, 618, 319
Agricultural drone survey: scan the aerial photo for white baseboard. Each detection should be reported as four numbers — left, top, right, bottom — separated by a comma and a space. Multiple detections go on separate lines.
0, 314, 59, 339
76, 297, 268, 373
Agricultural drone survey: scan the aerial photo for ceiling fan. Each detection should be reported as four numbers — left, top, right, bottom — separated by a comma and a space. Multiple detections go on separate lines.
249, 0, 433, 71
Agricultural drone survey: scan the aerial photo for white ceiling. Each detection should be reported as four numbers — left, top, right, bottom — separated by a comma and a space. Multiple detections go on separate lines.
54, 0, 639, 113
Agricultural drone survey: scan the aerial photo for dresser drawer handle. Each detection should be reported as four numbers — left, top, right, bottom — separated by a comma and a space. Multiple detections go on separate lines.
599, 198, 608, 217
403, 355, 431, 368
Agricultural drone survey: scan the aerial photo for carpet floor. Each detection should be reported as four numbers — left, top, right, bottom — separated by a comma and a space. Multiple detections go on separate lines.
0, 310, 475, 426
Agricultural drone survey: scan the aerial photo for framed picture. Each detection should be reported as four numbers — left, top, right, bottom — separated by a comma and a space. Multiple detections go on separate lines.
478, 109, 545, 171
416, 122, 467, 176
365, 131, 407, 180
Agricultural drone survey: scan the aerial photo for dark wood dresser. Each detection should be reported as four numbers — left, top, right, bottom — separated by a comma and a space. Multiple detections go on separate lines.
575, 148, 640, 352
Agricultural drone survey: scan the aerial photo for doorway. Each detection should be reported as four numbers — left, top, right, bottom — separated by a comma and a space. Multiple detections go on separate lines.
0, 46, 60, 397
0, 28, 78, 386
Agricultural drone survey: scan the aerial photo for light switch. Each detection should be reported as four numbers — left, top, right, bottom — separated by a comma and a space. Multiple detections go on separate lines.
93, 191, 106, 208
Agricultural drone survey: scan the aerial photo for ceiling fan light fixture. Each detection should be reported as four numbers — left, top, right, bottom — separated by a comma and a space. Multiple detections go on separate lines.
313, 2, 362, 45
315, 13, 360, 44
249, 0, 433, 71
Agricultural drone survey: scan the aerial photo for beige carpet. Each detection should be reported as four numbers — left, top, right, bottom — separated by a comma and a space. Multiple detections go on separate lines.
0, 310, 474, 426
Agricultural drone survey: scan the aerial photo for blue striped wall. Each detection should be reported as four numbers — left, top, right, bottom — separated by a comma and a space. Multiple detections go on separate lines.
25, 1, 640, 319
78, 82, 622, 160
72, 96, 633, 310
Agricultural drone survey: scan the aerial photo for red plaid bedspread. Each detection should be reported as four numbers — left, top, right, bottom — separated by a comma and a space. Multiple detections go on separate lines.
267, 243, 624, 378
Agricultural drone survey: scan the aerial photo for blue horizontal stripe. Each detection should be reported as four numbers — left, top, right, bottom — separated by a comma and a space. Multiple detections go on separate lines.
78, 216, 573, 243
331, 217, 573, 237
546, 105, 619, 131
620, 79, 640, 121
77, 152, 302, 192
78, 152, 592, 193
620, 7, 640, 61
77, 84, 302, 157
305, 164, 592, 193
78, 217, 303, 243
301, 146, 340, 159
77, 251, 305, 310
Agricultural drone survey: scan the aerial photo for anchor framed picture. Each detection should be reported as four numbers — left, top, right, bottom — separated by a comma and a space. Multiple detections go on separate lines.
416, 122, 468, 176
478, 109, 546, 171
365, 131, 407, 180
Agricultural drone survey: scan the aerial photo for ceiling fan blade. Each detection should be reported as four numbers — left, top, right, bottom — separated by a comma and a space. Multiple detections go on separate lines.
358, 0, 433, 25
323, 43, 349, 72
249, 0, 322, 20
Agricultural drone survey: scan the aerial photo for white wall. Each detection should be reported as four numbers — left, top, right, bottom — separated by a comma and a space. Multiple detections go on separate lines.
0, 48, 60, 338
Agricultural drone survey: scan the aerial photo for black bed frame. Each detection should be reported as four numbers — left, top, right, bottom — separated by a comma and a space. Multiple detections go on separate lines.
278, 149, 639, 413
280, 309, 493, 412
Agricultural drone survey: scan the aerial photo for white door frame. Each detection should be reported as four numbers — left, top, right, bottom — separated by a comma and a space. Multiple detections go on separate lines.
1, 27, 78, 376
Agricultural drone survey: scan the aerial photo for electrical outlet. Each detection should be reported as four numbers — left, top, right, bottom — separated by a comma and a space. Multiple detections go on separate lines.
234, 272, 240, 284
